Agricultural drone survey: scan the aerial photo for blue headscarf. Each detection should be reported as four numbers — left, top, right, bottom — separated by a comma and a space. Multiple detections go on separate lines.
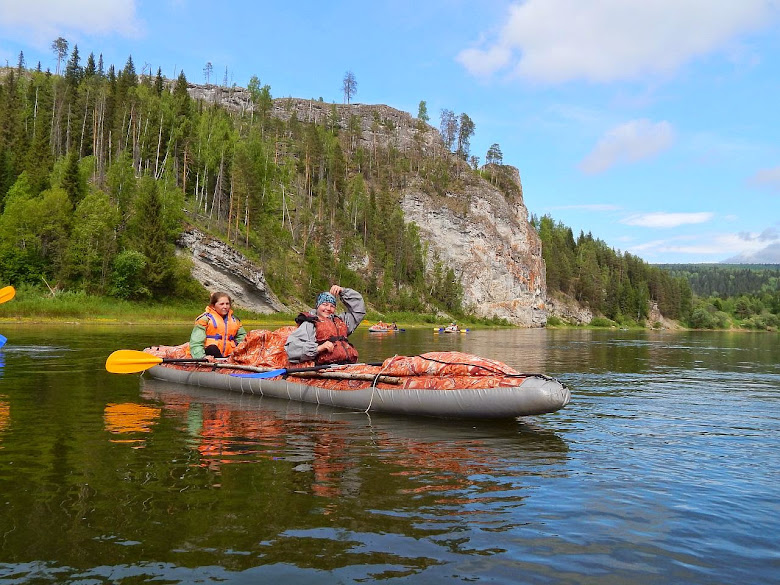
316, 292, 337, 308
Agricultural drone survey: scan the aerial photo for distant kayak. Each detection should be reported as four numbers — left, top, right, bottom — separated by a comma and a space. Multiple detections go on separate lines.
434, 325, 469, 333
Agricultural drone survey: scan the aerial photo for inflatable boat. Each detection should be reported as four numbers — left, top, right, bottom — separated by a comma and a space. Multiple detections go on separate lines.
108, 327, 570, 420
143, 360, 570, 419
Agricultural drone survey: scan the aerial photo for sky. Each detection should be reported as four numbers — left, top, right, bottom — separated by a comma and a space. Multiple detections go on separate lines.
1, 0, 779, 265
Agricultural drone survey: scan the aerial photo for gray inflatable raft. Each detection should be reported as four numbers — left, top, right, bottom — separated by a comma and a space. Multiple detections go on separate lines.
146, 365, 571, 420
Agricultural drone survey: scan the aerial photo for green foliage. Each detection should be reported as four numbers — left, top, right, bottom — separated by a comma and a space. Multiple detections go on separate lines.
658, 264, 780, 297
65, 190, 119, 292
535, 215, 693, 323
111, 249, 149, 300
657, 265, 780, 328
688, 302, 730, 329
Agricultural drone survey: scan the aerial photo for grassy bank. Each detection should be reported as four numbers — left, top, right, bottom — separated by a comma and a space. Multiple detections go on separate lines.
0, 287, 292, 325
0, 287, 506, 329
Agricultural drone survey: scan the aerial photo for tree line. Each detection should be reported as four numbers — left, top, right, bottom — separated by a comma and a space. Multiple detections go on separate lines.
533, 215, 693, 324
657, 264, 780, 330
9, 40, 771, 329
0, 41, 497, 316
535, 215, 780, 329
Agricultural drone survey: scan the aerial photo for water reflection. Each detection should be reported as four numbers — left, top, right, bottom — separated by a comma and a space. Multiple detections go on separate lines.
0, 395, 8, 434
3, 326, 775, 583
103, 403, 161, 446
140, 378, 569, 505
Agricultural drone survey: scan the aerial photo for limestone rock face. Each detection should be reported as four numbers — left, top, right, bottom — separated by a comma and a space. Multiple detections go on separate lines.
545, 294, 594, 325
177, 228, 287, 314
401, 171, 547, 327
183, 88, 549, 325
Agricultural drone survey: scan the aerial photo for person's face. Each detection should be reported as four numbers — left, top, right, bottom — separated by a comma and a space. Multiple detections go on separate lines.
213, 297, 231, 317
316, 302, 336, 319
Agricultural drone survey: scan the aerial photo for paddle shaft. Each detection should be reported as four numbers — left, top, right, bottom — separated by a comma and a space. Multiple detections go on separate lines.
205, 362, 400, 383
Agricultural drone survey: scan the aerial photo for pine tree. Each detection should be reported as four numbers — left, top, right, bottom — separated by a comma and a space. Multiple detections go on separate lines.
61, 150, 86, 207
131, 175, 174, 296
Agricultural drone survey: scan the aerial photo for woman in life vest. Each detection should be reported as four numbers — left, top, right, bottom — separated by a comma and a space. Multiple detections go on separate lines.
285, 285, 366, 365
189, 291, 247, 361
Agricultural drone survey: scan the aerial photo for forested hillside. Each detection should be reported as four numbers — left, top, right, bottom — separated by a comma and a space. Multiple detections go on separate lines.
657, 264, 780, 297
3, 42, 774, 330
532, 215, 692, 324
655, 264, 780, 330
0, 44, 477, 315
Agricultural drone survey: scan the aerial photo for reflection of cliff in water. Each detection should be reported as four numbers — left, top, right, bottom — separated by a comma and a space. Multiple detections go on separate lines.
140, 378, 569, 500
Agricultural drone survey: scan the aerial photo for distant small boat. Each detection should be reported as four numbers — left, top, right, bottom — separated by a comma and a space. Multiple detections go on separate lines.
369, 322, 401, 333
434, 325, 469, 334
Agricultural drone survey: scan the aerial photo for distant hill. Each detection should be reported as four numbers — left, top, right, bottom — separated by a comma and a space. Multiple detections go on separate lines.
656, 264, 780, 297
722, 243, 780, 264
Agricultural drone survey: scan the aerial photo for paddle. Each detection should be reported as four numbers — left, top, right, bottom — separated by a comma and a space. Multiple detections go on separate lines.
0, 286, 16, 348
105, 349, 214, 374
231, 362, 384, 379
106, 349, 385, 377
0, 286, 15, 304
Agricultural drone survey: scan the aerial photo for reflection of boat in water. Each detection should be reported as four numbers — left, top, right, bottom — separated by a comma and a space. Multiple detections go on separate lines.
140, 377, 570, 457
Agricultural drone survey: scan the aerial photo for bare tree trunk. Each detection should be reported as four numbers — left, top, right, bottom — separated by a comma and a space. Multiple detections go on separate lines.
227, 173, 234, 242
154, 112, 163, 177
66, 103, 72, 154
32, 86, 39, 140
79, 88, 90, 157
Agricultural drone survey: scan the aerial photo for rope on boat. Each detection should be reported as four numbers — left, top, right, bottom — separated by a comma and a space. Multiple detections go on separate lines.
365, 354, 398, 413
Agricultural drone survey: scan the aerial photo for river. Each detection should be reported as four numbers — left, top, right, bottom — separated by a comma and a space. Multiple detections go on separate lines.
0, 324, 777, 584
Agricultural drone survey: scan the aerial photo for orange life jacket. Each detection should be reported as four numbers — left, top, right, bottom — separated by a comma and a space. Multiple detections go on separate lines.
196, 306, 242, 357
313, 314, 359, 365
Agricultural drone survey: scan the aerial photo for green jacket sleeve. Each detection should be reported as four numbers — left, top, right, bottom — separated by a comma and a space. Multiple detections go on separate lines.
189, 324, 207, 358
234, 325, 247, 347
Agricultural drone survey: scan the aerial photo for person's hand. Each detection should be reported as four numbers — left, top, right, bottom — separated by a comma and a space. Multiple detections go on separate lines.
329, 284, 343, 298
204, 355, 216, 363
318, 341, 334, 354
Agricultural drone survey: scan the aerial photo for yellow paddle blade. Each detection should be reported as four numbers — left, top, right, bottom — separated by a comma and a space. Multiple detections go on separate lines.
105, 350, 163, 374
0, 286, 16, 304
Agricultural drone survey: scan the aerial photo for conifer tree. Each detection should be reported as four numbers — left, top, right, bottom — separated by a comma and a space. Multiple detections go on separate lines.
51, 37, 68, 75
154, 67, 164, 96
130, 175, 174, 296
61, 150, 86, 207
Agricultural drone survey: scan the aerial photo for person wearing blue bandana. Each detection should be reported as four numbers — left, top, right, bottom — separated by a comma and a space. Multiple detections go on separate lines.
285, 284, 366, 365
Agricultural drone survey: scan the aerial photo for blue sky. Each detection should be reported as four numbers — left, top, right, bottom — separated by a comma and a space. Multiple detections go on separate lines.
1, 0, 779, 264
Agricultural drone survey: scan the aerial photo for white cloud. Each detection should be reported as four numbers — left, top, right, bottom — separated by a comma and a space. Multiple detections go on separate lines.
579, 119, 674, 174
457, 0, 779, 83
629, 229, 780, 262
0, 0, 143, 45
549, 204, 621, 212
621, 212, 714, 228
748, 166, 780, 191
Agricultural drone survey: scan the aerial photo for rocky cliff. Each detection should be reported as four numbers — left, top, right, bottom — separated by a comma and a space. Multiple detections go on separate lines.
177, 228, 287, 314
401, 170, 547, 326
184, 87, 548, 325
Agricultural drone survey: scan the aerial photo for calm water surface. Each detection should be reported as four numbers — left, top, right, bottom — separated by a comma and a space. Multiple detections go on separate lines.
0, 324, 777, 584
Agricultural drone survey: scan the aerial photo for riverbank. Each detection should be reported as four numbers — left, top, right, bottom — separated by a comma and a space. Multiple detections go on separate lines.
0, 288, 504, 329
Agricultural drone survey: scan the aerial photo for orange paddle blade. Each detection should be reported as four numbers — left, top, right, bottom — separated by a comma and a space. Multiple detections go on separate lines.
105, 350, 163, 374
0, 286, 15, 304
